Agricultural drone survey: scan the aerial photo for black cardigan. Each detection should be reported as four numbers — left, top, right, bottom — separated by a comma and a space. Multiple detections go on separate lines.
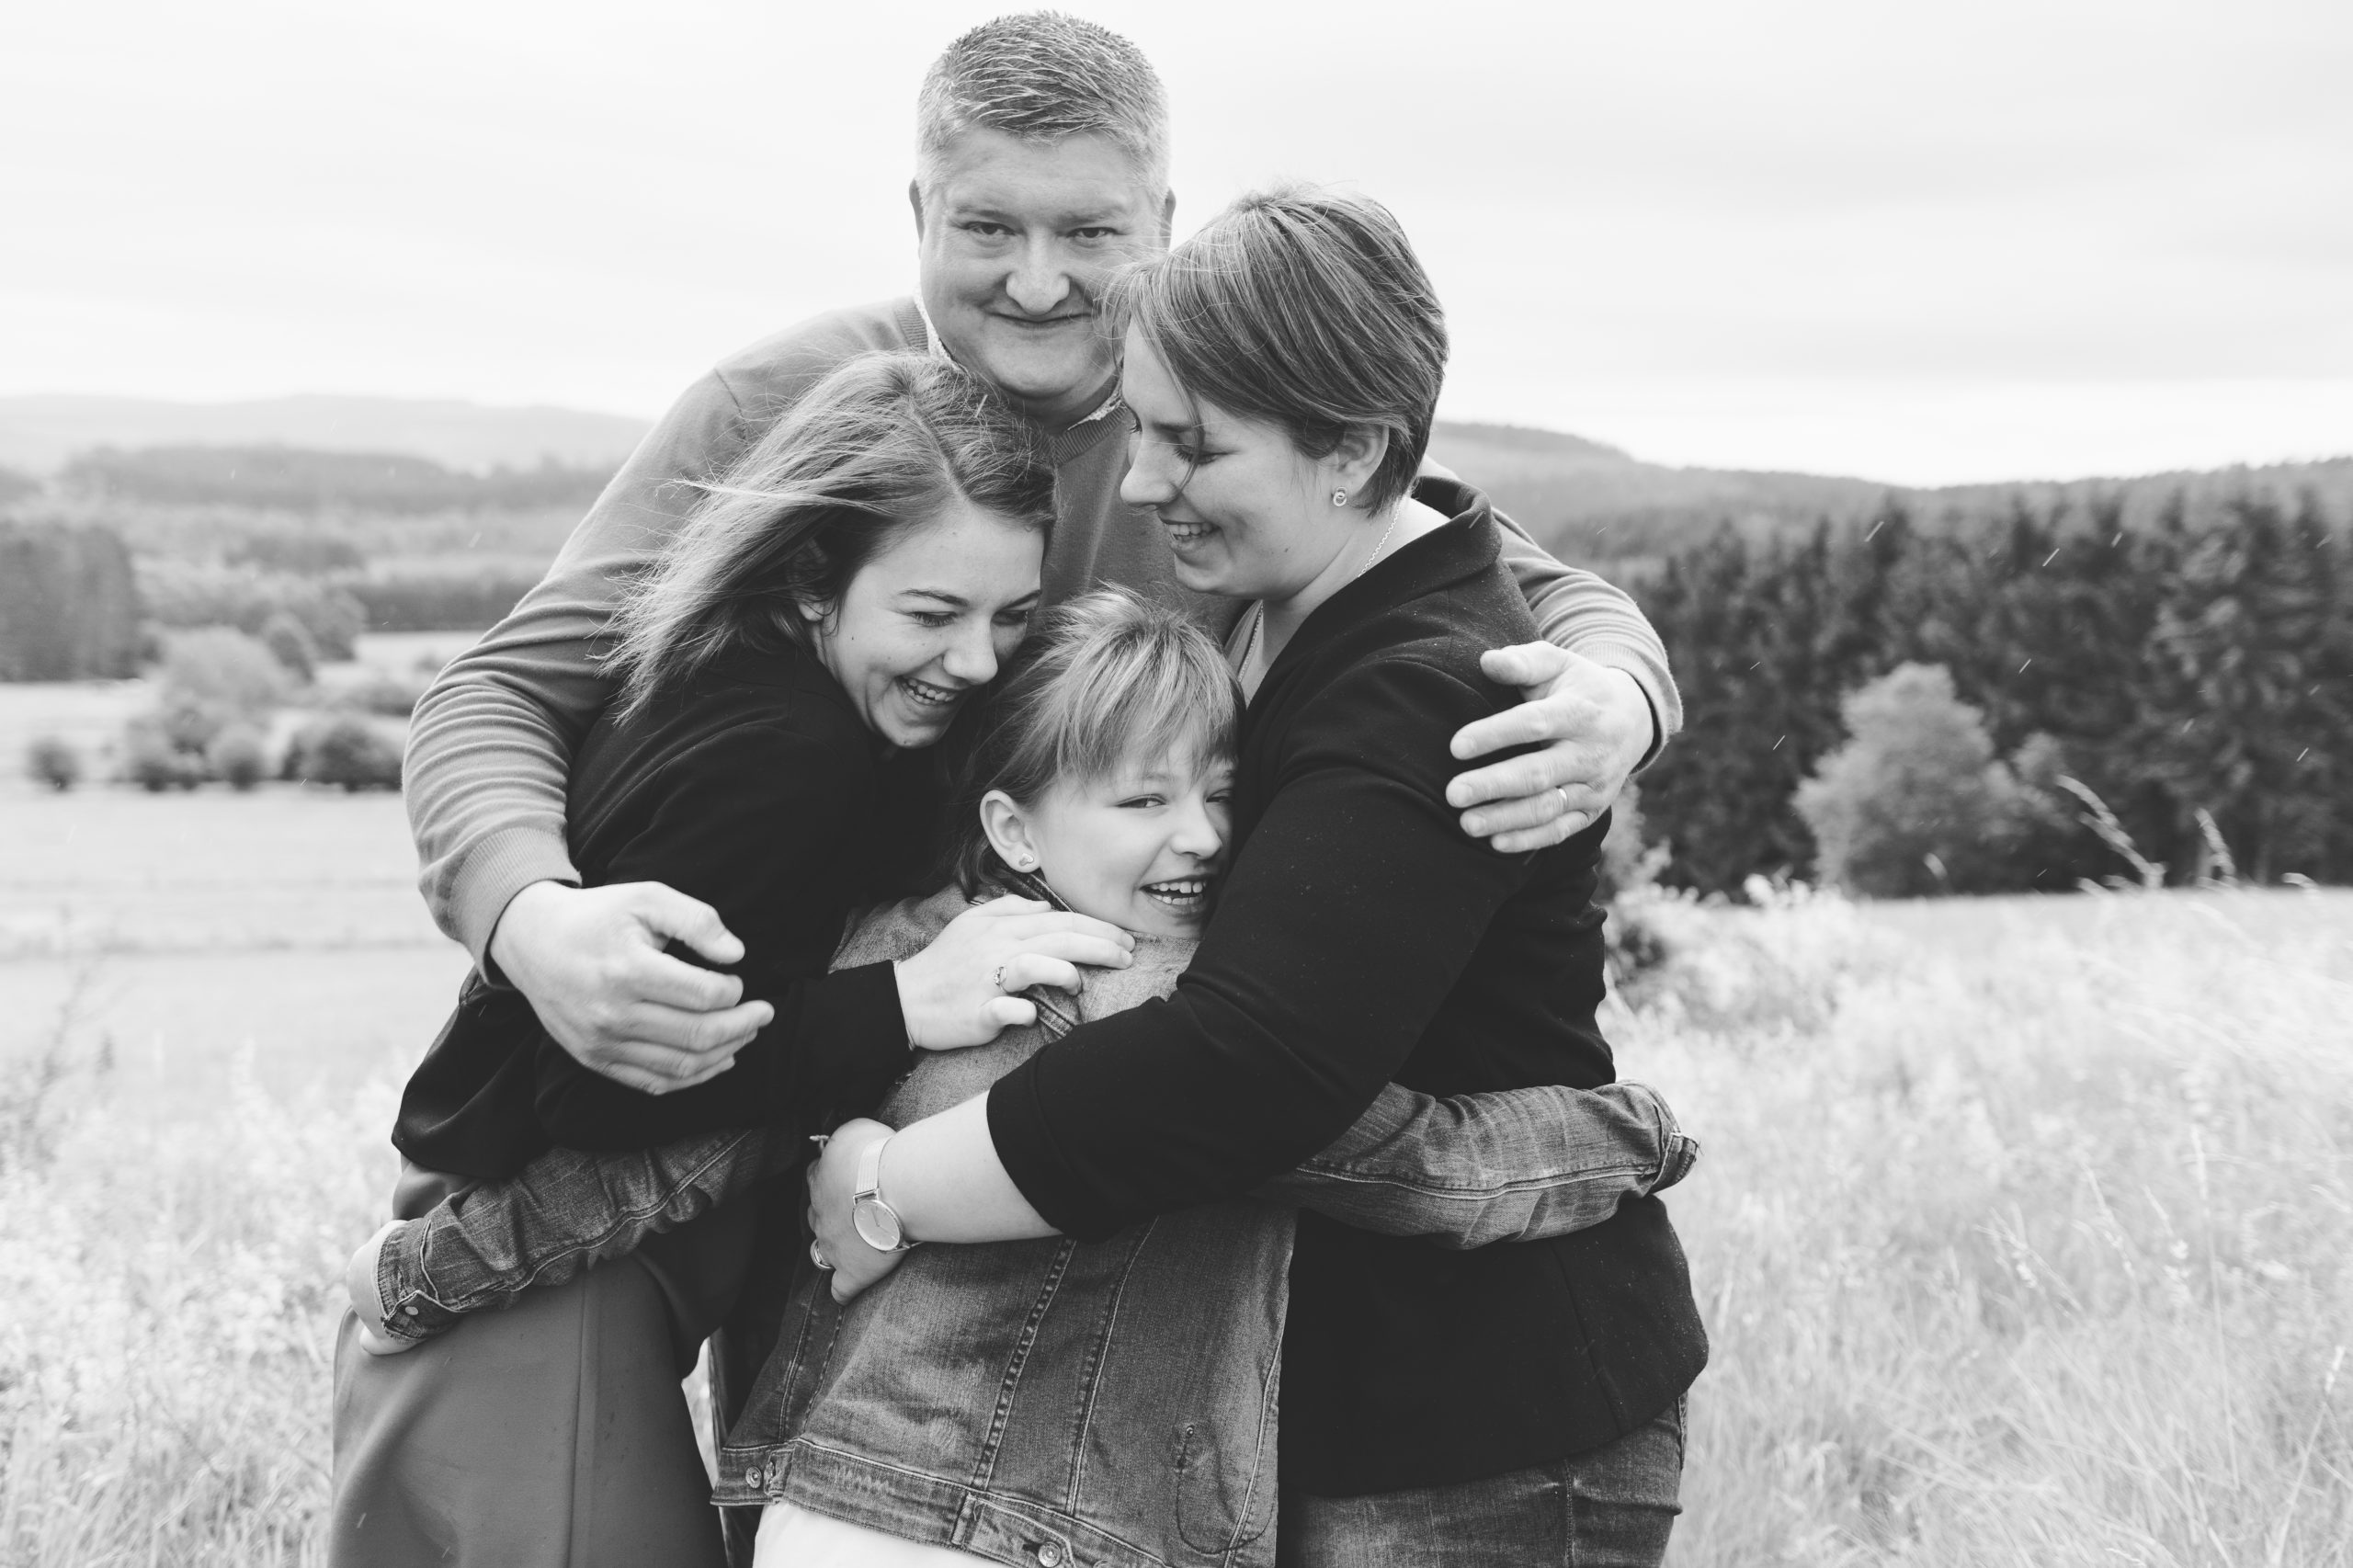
392, 642, 918, 1179
986, 483, 1707, 1493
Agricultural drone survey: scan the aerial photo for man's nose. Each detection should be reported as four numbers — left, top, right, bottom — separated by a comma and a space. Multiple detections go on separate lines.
1004, 237, 1074, 315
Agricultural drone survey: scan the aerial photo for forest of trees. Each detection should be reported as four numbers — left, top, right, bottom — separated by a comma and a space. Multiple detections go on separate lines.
0, 520, 140, 679
1634, 493, 2351, 892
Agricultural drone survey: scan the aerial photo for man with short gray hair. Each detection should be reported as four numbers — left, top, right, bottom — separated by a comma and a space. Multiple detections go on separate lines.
404, 10, 1679, 1115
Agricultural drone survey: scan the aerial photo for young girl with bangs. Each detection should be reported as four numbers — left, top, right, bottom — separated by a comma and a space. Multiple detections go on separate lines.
346, 586, 1695, 1568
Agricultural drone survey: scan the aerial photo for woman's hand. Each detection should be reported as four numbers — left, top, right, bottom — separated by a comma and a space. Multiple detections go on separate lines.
1445, 645, 1654, 853
893, 895, 1133, 1050
806, 1119, 906, 1304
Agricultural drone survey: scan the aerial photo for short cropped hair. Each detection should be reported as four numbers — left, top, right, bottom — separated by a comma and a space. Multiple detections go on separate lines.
915, 12, 1170, 198
608, 352, 1055, 721
942, 587, 1239, 895
1104, 186, 1448, 516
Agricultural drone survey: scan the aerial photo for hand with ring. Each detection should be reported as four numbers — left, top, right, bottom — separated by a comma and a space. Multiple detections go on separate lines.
891, 894, 1134, 1051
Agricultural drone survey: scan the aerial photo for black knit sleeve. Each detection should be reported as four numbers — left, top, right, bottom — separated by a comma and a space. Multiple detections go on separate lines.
531, 722, 912, 1151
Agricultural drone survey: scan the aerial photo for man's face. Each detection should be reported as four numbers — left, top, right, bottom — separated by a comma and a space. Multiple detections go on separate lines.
914, 129, 1171, 428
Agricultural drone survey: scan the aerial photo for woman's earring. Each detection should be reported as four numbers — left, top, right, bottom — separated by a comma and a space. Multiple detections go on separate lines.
1331, 489, 1349, 507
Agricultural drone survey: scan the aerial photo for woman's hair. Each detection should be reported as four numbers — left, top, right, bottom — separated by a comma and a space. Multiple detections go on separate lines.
943, 587, 1240, 895
606, 351, 1056, 720
1102, 185, 1448, 515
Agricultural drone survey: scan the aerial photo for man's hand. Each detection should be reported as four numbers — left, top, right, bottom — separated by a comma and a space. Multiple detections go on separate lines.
488, 880, 774, 1095
805, 1119, 908, 1305
1446, 644, 1655, 854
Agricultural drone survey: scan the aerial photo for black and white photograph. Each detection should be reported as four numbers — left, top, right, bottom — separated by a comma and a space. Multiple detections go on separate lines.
3, 3, 2348, 1563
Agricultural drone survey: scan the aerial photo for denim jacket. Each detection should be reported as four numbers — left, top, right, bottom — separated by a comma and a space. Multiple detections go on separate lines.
707, 890, 1691, 1568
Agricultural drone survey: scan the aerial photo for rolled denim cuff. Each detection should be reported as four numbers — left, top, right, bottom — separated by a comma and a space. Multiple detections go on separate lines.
372, 1219, 465, 1343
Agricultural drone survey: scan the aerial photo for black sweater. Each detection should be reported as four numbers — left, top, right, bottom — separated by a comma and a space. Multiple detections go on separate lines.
986, 483, 1707, 1493
392, 642, 918, 1179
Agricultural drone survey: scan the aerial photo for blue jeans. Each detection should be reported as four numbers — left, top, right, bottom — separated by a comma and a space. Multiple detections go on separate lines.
1275, 1399, 1686, 1568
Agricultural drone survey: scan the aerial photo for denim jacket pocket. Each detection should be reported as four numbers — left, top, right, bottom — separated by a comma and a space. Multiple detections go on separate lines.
1172, 1370, 1280, 1551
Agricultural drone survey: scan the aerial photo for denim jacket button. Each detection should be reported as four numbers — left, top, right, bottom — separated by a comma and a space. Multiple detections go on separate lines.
1034, 1542, 1064, 1567
742, 1467, 761, 1490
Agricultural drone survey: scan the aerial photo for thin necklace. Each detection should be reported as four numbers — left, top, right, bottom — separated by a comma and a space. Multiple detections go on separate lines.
1238, 511, 1404, 676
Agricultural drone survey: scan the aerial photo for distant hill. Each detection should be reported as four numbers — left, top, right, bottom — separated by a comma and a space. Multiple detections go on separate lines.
0, 394, 652, 475
4, 396, 2342, 562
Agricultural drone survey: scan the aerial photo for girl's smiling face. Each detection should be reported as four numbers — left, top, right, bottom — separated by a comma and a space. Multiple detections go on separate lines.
983, 741, 1233, 938
806, 497, 1044, 749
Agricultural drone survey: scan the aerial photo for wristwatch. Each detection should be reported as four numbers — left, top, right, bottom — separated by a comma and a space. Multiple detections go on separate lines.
851, 1134, 922, 1253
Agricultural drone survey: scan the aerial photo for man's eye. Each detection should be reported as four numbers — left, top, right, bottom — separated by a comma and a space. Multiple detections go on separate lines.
1118, 796, 1165, 810
1070, 226, 1119, 242
961, 222, 1011, 239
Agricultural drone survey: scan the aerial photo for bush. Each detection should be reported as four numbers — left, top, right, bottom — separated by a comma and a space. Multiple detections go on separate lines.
121, 720, 206, 791
26, 735, 83, 791
287, 716, 403, 791
259, 610, 318, 684
1794, 663, 2043, 897
159, 627, 290, 718
207, 722, 268, 790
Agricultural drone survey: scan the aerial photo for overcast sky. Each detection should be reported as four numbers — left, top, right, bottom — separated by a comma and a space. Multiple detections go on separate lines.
6, 0, 2347, 484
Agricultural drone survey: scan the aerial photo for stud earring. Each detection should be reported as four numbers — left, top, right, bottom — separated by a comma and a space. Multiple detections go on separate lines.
1331, 489, 1349, 507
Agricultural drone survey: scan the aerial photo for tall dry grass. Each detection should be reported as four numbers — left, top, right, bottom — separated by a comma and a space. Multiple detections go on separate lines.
0, 984, 392, 1566
1, 892, 2347, 1563
1626, 887, 2353, 1566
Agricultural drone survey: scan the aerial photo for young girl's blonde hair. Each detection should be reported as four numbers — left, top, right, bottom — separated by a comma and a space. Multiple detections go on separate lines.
943, 587, 1240, 895
606, 351, 1055, 720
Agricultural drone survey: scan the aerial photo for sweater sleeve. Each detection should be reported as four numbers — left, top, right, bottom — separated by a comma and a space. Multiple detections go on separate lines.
985, 657, 1552, 1241
529, 725, 912, 1152
403, 370, 754, 972
1487, 508, 1683, 764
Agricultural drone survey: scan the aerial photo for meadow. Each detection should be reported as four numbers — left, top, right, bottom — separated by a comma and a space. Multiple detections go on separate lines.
2, 674, 2349, 1565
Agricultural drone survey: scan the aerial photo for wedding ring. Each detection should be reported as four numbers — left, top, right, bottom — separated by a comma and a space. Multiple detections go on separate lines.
810, 1240, 833, 1271
1554, 786, 1572, 815
992, 962, 1009, 992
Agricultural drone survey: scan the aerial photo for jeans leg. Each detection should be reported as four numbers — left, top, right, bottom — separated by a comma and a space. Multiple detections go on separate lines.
1277, 1399, 1685, 1568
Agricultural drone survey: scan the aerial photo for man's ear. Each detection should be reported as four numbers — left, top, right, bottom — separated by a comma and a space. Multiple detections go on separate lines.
908, 178, 927, 240
1331, 426, 1392, 500
1154, 187, 1177, 248
979, 790, 1040, 872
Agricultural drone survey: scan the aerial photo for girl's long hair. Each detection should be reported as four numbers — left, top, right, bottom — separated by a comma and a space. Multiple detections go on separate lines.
606, 351, 1056, 720
940, 587, 1240, 895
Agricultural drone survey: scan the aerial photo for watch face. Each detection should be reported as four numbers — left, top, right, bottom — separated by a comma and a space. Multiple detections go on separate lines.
851, 1196, 904, 1252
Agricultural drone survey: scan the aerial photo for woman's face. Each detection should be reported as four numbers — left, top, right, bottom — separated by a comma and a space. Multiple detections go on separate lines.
1117, 325, 1358, 603
809, 498, 1044, 750
993, 741, 1233, 938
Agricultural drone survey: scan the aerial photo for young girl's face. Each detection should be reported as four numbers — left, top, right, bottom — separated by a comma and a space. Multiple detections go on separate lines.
810, 497, 1043, 750
995, 740, 1233, 938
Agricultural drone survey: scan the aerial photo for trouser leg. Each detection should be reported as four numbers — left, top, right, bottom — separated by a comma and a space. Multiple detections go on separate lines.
1275, 1398, 1686, 1568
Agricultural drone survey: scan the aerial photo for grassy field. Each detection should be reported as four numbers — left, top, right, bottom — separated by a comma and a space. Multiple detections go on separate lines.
3, 679, 2349, 1564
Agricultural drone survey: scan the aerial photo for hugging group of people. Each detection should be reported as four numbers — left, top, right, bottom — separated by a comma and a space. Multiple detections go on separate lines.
330, 14, 1709, 1568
